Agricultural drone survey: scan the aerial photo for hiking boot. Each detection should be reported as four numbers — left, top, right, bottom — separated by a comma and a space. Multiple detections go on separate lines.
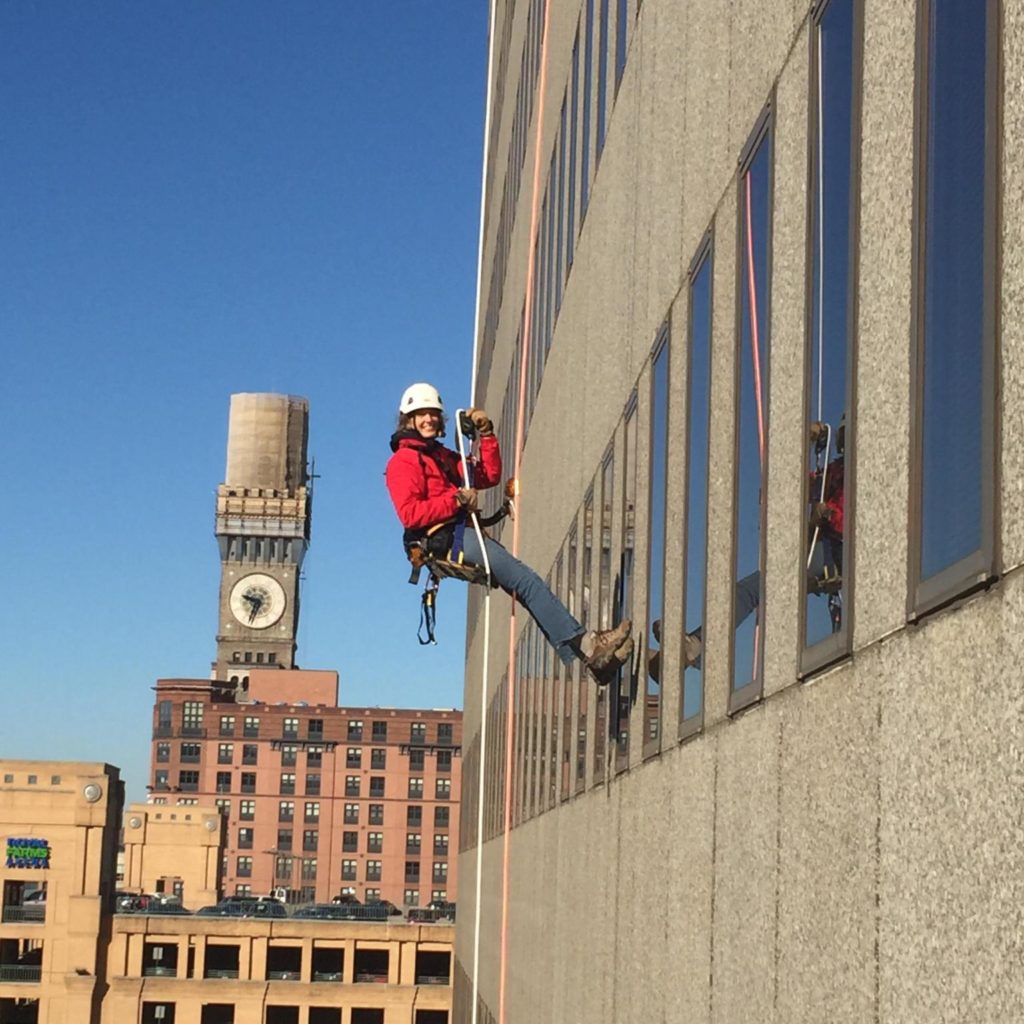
577, 619, 633, 673
589, 637, 634, 687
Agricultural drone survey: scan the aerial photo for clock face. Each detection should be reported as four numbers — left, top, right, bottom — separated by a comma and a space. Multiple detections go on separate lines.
230, 573, 286, 630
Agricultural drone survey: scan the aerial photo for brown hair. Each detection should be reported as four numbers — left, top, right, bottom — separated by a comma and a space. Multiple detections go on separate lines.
396, 410, 446, 434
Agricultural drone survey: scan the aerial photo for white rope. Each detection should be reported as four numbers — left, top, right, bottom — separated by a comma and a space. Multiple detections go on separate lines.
464, 0, 497, 1013
456, 410, 493, 1024
470, 0, 498, 409
808, 26, 827, 572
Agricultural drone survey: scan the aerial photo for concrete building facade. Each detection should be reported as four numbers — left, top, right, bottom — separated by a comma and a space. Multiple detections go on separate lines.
151, 671, 462, 911
120, 803, 225, 912
459, 2, 1023, 1023
0, 761, 123, 1024
103, 917, 453, 1024
0, 759, 453, 1024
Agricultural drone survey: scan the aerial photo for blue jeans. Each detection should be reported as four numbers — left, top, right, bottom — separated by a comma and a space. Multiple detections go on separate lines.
462, 531, 584, 665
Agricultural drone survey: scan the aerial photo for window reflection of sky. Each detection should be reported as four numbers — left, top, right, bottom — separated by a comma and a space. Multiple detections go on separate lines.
920, 2, 987, 581
806, 0, 854, 649
616, 406, 637, 769
646, 337, 670, 746
595, 456, 613, 779
734, 135, 771, 691
683, 249, 712, 722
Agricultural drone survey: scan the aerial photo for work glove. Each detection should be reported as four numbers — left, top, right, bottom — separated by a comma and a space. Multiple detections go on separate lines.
456, 488, 479, 513
466, 408, 493, 436
809, 501, 832, 530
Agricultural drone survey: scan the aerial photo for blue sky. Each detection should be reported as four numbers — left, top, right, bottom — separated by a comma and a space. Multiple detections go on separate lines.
1, 2, 489, 802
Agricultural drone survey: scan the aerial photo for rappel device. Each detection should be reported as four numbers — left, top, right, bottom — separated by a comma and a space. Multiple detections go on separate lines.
404, 410, 512, 644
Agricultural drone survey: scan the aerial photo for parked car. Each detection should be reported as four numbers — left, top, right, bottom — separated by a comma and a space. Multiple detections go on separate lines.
408, 900, 456, 923
330, 893, 361, 906
293, 904, 352, 920
201, 898, 287, 918
366, 898, 403, 917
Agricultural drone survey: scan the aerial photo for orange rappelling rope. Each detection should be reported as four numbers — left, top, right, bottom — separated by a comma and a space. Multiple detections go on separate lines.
744, 169, 766, 680
499, 1, 553, 1021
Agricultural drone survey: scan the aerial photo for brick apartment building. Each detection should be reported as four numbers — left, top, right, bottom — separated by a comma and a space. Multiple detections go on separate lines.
150, 669, 461, 910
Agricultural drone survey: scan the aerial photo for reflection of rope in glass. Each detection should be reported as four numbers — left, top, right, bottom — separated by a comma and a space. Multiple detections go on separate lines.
807, 422, 832, 570
816, 27, 826, 425
744, 172, 766, 464
744, 169, 765, 680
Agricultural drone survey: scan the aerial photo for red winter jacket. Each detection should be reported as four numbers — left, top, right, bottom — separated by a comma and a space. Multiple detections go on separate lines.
385, 430, 502, 532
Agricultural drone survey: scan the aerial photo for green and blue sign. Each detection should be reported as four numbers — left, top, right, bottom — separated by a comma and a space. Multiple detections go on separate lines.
6, 838, 51, 869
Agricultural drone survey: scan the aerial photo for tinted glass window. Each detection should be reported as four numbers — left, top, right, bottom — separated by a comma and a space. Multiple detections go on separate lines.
733, 121, 772, 702
805, 0, 856, 653
597, 0, 610, 160
733, 116, 770, 700
577, 492, 594, 790
556, 97, 567, 317
568, 28, 580, 268
917, 0, 993, 589
615, 399, 638, 772
562, 527, 577, 802
682, 241, 713, 730
616, 0, 629, 90
581, 0, 594, 217
594, 453, 613, 782
645, 333, 670, 753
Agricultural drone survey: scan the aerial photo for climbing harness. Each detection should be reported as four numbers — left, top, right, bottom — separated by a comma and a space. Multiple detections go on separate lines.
403, 424, 512, 644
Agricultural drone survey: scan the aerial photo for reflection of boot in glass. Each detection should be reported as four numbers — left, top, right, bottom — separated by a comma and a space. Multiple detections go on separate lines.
647, 648, 661, 685
809, 567, 843, 595
683, 632, 703, 669
828, 592, 842, 632
646, 619, 662, 684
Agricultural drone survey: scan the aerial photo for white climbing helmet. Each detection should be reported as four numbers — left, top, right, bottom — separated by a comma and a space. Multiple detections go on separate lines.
399, 382, 444, 415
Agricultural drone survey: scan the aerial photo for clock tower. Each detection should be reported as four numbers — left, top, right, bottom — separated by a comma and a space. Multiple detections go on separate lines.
213, 393, 311, 683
